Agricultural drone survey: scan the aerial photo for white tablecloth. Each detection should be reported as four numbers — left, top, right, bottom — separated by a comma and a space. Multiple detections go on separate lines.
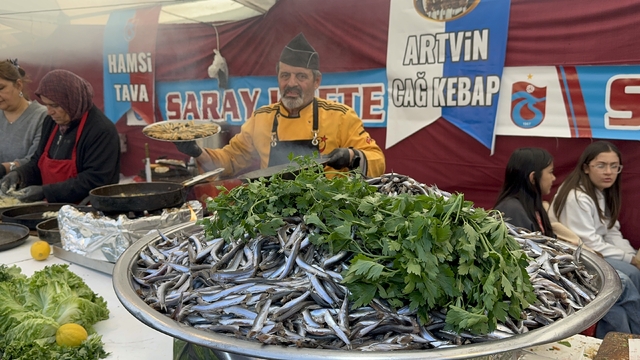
0, 236, 174, 360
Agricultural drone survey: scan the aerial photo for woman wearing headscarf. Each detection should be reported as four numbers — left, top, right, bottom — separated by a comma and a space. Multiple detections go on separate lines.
0, 69, 120, 203
0, 59, 47, 177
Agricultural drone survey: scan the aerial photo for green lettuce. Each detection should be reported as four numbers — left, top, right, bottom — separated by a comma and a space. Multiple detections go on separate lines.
0, 264, 110, 359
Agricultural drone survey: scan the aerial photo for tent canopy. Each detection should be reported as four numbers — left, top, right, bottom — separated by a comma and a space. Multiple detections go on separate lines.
0, 0, 276, 48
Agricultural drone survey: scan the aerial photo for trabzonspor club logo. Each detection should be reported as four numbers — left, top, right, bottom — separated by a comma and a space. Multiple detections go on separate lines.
124, 17, 138, 42
511, 81, 547, 129
414, 0, 479, 22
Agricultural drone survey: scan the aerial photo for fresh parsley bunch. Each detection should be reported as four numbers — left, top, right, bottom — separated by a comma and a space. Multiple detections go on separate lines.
204, 156, 536, 334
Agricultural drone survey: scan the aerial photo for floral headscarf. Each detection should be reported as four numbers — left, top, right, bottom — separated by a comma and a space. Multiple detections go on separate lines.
35, 69, 93, 121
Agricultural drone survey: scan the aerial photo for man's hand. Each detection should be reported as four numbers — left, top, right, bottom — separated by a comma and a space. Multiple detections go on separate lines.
174, 141, 203, 158
326, 148, 353, 169
0, 171, 20, 194
14, 185, 45, 202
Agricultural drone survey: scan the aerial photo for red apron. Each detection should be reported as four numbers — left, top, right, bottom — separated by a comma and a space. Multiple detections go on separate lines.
37, 112, 89, 185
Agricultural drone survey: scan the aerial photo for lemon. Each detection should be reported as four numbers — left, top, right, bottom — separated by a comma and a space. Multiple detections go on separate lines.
56, 323, 88, 347
30, 240, 51, 261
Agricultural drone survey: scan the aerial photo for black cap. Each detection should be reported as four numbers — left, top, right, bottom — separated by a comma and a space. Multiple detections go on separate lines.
279, 33, 319, 70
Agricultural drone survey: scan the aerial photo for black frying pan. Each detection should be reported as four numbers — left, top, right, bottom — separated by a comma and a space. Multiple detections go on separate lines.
36, 218, 60, 244
0, 223, 30, 251
89, 168, 224, 213
1, 203, 70, 230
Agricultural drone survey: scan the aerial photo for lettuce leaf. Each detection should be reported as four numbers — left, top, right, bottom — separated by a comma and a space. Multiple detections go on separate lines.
0, 264, 110, 360
0, 334, 108, 360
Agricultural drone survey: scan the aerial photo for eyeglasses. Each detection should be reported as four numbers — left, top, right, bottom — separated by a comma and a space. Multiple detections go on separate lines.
590, 162, 623, 173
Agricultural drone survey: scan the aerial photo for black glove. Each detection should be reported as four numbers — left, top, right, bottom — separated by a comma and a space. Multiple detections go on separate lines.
0, 171, 20, 194
15, 185, 45, 202
174, 141, 203, 158
326, 148, 353, 170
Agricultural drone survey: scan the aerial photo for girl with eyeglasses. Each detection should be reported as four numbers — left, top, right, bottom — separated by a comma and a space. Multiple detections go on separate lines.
550, 141, 640, 289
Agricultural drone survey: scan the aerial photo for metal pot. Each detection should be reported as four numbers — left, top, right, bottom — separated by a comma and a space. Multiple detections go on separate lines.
89, 169, 224, 213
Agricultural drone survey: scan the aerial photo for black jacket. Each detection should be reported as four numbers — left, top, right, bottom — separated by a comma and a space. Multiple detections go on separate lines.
494, 197, 536, 232
18, 105, 120, 203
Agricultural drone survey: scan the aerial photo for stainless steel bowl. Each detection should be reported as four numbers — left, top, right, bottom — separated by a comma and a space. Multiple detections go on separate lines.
113, 222, 621, 360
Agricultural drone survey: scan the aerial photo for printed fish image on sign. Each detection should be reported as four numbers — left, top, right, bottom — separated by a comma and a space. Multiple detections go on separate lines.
414, 0, 480, 22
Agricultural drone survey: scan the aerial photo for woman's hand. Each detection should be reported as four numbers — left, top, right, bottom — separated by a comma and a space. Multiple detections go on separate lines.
14, 185, 44, 202
0, 171, 20, 194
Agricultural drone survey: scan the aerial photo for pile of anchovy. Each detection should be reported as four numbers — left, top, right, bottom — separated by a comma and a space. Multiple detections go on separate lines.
366, 172, 451, 198
132, 173, 600, 351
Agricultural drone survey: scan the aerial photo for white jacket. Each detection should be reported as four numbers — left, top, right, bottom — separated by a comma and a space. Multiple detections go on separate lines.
549, 188, 636, 263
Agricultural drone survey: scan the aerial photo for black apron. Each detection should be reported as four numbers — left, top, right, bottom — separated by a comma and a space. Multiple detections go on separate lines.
268, 99, 320, 167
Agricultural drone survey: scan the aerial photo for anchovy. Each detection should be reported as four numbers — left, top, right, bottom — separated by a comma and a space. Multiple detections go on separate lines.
222, 305, 258, 320
134, 212, 601, 351
166, 262, 190, 273
248, 298, 272, 338
209, 265, 256, 283
210, 241, 243, 272
322, 310, 351, 349
278, 232, 303, 280
156, 279, 177, 311
199, 282, 256, 302
308, 274, 334, 306
273, 290, 311, 318
190, 294, 249, 312
147, 244, 166, 262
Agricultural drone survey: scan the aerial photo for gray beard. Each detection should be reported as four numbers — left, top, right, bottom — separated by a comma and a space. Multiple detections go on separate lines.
281, 97, 304, 111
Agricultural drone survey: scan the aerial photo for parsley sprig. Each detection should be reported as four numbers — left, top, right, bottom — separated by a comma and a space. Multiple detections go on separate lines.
203, 157, 536, 334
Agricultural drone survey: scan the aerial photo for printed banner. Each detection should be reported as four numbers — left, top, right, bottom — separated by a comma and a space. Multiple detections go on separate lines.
386, 0, 511, 151
156, 69, 387, 126
495, 66, 640, 140
103, 6, 161, 125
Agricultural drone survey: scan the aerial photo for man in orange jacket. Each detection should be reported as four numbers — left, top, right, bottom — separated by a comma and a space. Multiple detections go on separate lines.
175, 33, 385, 178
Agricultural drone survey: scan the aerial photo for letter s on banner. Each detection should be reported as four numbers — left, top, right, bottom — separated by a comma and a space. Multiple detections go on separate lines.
605, 75, 640, 129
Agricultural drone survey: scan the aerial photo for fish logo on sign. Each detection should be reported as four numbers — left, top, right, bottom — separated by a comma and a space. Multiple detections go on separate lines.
510, 81, 547, 129
413, 0, 480, 22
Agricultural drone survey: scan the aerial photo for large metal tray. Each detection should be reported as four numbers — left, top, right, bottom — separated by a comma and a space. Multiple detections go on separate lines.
113, 222, 621, 360
142, 120, 221, 142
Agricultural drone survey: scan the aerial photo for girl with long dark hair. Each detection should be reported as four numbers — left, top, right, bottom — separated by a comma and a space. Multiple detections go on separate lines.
494, 147, 555, 235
